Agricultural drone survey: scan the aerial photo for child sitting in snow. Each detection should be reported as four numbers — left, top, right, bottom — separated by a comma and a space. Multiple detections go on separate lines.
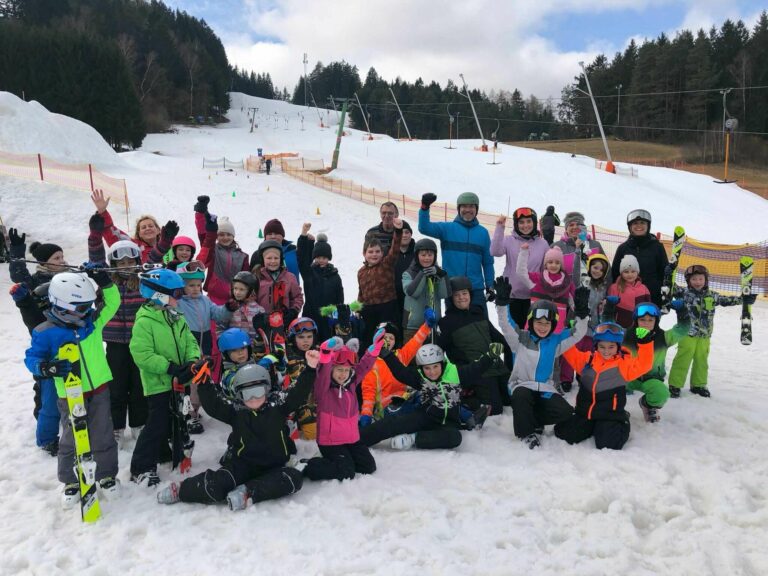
283, 317, 320, 440
608, 254, 651, 329
321, 302, 365, 343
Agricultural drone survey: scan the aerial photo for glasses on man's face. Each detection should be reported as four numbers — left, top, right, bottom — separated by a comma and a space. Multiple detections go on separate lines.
381, 211, 396, 216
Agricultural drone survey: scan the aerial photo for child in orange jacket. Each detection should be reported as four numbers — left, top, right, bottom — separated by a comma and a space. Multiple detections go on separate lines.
554, 321, 653, 450
608, 254, 651, 328
359, 321, 431, 424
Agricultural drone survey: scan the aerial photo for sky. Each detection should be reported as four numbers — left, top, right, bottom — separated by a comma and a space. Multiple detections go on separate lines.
162, 0, 765, 98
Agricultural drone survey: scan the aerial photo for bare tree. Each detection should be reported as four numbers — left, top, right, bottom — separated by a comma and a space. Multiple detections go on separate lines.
138, 51, 163, 102
178, 39, 200, 117
115, 33, 137, 70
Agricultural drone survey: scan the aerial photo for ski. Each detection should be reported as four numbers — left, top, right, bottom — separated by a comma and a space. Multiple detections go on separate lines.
0, 213, 11, 263
660, 226, 686, 313
170, 375, 195, 474
577, 231, 591, 289
740, 256, 754, 345
58, 342, 102, 523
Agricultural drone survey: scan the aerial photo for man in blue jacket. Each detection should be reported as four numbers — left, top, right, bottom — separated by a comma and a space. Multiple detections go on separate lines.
418, 192, 494, 311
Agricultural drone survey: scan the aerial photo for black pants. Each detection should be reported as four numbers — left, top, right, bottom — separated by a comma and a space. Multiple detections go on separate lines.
107, 341, 147, 429
543, 231, 555, 245
303, 441, 376, 481
179, 460, 303, 504
32, 377, 42, 419
508, 298, 532, 329
511, 387, 573, 438
554, 413, 630, 450
190, 330, 213, 356
461, 374, 509, 415
360, 299, 399, 349
360, 409, 463, 450
131, 392, 171, 475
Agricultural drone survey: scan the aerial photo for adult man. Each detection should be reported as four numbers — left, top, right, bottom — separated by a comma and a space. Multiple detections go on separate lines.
365, 202, 400, 255
418, 192, 494, 309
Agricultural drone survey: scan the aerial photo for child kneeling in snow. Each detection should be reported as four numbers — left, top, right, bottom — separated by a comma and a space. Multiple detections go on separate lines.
494, 276, 590, 449
156, 354, 316, 511
554, 321, 653, 450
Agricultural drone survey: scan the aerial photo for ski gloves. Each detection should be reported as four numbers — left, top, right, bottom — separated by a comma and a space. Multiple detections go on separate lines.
359, 415, 373, 428
161, 220, 179, 242
8, 228, 25, 246
574, 286, 590, 319
634, 327, 653, 344
194, 195, 210, 214
493, 276, 512, 307
167, 361, 196, 383
82, 262, 112, 288
424, 307, 438, 328
368, 327, 386, 356
39, 360, 72, 378
421, 193, 437, 211
487, 342, 504, 366
9, 283, 29, 302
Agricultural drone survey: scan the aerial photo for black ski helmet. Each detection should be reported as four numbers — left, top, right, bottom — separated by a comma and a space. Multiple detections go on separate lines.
232, 271, 258, 297
413, 238, 437, 255
257, 240, 284, 268
527, 299, 559, 338
512, 207, 538, 237
626, 209, 652, 231
449, 276, 472, 293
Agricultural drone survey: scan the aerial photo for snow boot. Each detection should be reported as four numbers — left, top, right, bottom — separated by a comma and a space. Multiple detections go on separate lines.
187, 416, 204, 435
157, 482, 180, 505
669, 386, 681, 399
468, 405, 491, 430
227, 485, 249, 511
61, 483, 80, 510
639, 396, 660, 423
560, 381, 572, 393
131, 470, 160, 488
522, 433, 541, 450
98, 476, 121, 498
41, 438, 59, 457
690, 387, 711, 398
390, 433, 416, 450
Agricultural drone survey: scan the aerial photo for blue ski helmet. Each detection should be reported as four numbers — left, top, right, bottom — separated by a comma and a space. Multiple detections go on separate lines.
633, 302, 660, 330
593, 322, 625, 345
139, 269, 184, 307
218, 328, 252, 353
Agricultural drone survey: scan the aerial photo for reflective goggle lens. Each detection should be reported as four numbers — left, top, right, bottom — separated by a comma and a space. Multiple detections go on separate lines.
628, 209, 651, 223
170, 288, 185, 300
111, 245, 141, 260
291, 320, 317, 334
240, 383, 269, 401
514, 207, 534, 219
595, 323, 624, 335
685, 265, 707, 276
531, 308, 552, 320
635, 303, 660, 318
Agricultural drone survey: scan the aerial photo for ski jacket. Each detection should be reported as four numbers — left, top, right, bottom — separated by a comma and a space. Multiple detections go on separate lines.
563, 341, 653, 421
496, 305, 587, 395
624, 318, 688, 383
611, 234, 668, 306
360, 323, 430, 417
129, 303, 200, 396
394, 239, 416, 311
381, 350, 494, 425
250, 239, 300, 287
176, 294, 232, 333
195, 212, 250, 305
365, 223, 398, 256
255, 267, 304, 314
516, 248, 574, 332
553, 233, 604, 286
490, 224, 549, 299
673, 287, 741, 338
587, 277, 611, 333
540, 210, 560, 234
314, 351, 377, 446
357, 228, 403, 305
402, 265, 449, 330
608, 280, 651, 328
418, 209, 494, 291
437, 304, 509, 378
198, 368, 314, 470
25, 283, 120, 398
296, 235, 344, 326
100, 209, 172, 264
220, 298, 266, 341
9, 237, 51, 332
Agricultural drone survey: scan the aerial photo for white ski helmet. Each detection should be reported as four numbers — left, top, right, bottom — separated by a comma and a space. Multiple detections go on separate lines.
108, 239, 141, 262
48, 272, 97, 326
415, 344, 445, 366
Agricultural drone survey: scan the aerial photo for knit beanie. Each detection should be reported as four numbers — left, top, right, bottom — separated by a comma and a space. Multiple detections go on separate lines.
401, 220, 412, 233
563, 211, 585, 227
619, 254, 640, 273
544, 246, 564, 265
217, 217, 235, 236
30, 241, 63, 263
264, 218, 285, 237
312, 233, 333, 260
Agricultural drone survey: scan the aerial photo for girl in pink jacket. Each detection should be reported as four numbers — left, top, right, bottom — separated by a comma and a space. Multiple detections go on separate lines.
608, 254, 651, 328
302, 331, 384, 481
516, 244, 574, 332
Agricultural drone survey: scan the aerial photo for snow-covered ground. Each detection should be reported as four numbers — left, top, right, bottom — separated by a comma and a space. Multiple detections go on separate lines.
1, 93, 767, 576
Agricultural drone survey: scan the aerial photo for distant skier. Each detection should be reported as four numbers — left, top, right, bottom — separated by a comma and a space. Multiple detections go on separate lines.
265, 157, 272, 175
539, 205, 560, 245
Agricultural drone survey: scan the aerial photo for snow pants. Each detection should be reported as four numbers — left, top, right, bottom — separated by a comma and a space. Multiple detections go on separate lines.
511, 387, 574, 438
668, 335, 710, 390
360, 409, 463, 450
179, 461, 303, 505
627, 378, 670, 408
555, 413, 630, 451
462, 374, 509, 415
57, 389, 118, 484
106, 342, 147, 429
303, 441, 376, 481
36, 377, 60, 447
131, 392, 171, 476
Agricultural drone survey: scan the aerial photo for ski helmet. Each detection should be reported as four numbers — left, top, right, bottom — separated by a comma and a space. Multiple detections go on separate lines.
176, 260, 205, 281
626, 209, 652, 231
107, 240, 141, 263
456, 192, 479, 209
684, 264, 709, 289
230, 362, 271, 402
593, 322, 625, 345
415, 344, 445, 366
449, 276, 472, 293
512, 207, 538, 237
218, 328, 252, 353
139, 269, 185, 307
257, 240, 283, 267
231, 271, 258, 297
48, 272, 97, 326
171, 236, 196, 258
633, 302, 660, 331
413, 238, 437, 255
587, 253, 610, 279
332, 338, 359, 366
527, 300, 559, 338
287, 317, 318, 340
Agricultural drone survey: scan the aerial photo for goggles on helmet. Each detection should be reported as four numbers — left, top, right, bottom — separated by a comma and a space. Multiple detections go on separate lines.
594, 322, 625, 336
685, 264, 708, 276
627, 209, 651, 223
240, 383, 269, 402
109, 243, 141, 261
514, 207, 534, 219
288, 318, 318, 337
634, 303, 660, 319
530, 307, 554, 320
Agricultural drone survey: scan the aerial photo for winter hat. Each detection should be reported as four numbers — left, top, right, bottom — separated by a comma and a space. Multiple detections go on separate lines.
401, 220, 412, 233
563, 211, 585, 227
449, 276, 472, 293
543, 246, 564, 265
30, 241, 63, 263
263, 219, 285, 237
312, 233, 333, 260
414, 238, 437, 254
217, 217, 235, 236
619, 254, 640, 273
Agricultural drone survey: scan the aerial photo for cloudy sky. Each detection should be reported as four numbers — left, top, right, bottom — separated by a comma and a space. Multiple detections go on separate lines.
163, 0, 764, 98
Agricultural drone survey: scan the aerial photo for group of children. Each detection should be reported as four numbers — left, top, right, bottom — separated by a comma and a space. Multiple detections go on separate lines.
7, 194, 756, 514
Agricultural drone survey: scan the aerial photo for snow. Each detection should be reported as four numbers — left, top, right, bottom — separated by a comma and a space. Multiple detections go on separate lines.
1, 92, 767, 575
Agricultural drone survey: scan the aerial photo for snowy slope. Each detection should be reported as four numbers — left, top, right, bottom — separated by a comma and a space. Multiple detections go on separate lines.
0, 92, 767, 576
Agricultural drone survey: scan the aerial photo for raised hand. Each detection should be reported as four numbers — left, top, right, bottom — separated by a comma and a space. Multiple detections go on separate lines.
421, 193, 437, 210
90, 189, 110, 214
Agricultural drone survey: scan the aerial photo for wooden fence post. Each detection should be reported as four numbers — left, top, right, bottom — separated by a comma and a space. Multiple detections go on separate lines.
37, 154, 44, 181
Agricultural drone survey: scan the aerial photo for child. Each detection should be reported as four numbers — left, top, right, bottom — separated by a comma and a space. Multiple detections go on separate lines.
402, 238, 449, 341
297, 223, 344, 342
253, 240, 304, 346
129, 269, 200, 487
623, 302, 688, 421
176, 260, 236, 433
24, 268, 120, 507
217, 328, 255, 400
321, 302, 365, 343
360, 342, 502, 451
516, 244, 573, 333
252, 218, 301, 284
583, 253, 612, 343
156, 357, 312, 511
284, 317, 319, 440
220, 271, 265, 338
554, 321, 654, 450
193, 195, 250, 305
166, 236, 197, 271
608, 255, 651, 328
668, 264, 752, 398
357, 218, 403, 349
494, 276, 590, 449
359, 320, 431, 425
302, 333, 383, 481
88, 211, 148, 449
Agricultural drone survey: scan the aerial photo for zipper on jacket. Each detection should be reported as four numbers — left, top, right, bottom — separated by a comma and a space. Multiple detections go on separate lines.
587, 372, 600, 420
280, 430, 288, 456
612, 393, 617, 411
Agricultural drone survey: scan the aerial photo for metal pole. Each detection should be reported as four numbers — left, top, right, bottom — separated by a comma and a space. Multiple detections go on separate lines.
616, 84, 622, 126
388, 87, 412, 140
303, 53, 308, 108
579, 62, 611, 162
459, 74, 486, 148
355, 93, 372, 138
720, 88, 731, 153
331, 100, 349, 170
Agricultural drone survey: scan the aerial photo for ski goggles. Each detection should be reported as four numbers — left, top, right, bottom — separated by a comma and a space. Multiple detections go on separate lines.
240, 383, 269, 402
108, 243, 141, 261
594, 322, 625, 336
514, 207, 535, 219
627, 209, 652, 223
289, 319, 318, 336
634, 302, 660, 318
164, 287, 185, 300
530, 307, 554, 320
180, 260, 205, 272
685, 264, 708, 276
56, 301, 94, 315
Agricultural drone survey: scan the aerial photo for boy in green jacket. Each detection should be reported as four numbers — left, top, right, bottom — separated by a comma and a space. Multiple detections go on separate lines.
130, 269, 200, 487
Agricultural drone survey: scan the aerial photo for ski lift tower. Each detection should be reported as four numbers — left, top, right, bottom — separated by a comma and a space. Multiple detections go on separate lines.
330, 97, 351, 170
388, 87, 412, 140
354, 93, 373, 140
578, 61, 614, 172
458, 74, 487, 151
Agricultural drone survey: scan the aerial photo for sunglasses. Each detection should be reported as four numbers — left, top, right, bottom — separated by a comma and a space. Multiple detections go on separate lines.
594, 322, 625, 335
685, 264, 707, 276
240, 383, 269, 401
635, 303, 660, 318
514, 207, 534, 219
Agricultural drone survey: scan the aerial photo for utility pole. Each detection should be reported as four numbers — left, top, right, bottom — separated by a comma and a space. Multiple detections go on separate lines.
616, 84, 622, 126
459, 74, 486, 150
248, 107, 259, 132
303, 53, 308, 108
388, 87, 411, 140
579, 61, 612, 163
720, 88, 732, 145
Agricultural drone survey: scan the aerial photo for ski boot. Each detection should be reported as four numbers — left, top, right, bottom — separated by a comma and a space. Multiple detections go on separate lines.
390, 433, 416, 450
559, 381, 572, 393
227, 485, 249, 511
98, 477, 121, 499
669, 386, 681, 399
690, 387, 711, 398
157, 482, 180, 505
131, 470, 160, 488
522, 433, 541, 450
61, 483, 80, 510
639, 396, 661, 423
41, 438, 59, 457
467, 405, 491, 430
187, 416, 205, 435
